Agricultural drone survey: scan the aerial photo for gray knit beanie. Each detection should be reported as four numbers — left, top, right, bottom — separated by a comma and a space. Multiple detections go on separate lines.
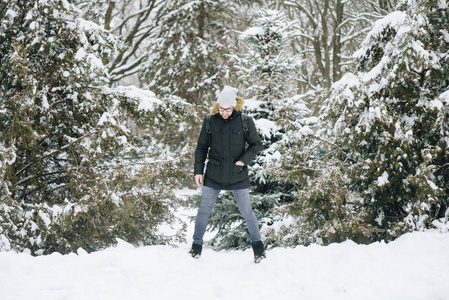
217, 86, 238, 107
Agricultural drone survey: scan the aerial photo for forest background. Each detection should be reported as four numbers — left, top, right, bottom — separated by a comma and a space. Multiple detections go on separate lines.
1, 0, 448, 255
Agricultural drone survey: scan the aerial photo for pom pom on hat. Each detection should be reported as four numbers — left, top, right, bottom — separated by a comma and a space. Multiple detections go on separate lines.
217, 86, 238, 107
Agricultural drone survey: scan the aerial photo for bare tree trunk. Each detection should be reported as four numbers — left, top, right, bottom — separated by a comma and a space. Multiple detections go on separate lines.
321, 0, 331, 88
379, 0, 395, 10
332, 0, 344, 83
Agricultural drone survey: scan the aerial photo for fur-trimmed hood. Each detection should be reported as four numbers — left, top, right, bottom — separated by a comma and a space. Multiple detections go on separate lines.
210, 96, 244, 115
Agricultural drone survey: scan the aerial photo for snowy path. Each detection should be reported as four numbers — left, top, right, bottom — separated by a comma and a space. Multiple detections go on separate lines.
0, 190, 448, 300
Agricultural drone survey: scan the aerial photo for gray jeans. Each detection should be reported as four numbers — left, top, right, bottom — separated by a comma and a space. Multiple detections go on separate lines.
193, 186, 262, 245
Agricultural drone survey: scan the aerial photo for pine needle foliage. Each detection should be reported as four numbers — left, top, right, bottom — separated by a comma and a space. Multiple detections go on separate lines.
141, 0, 234, 110
0, 0, 195, 255
285, 0, 449, 245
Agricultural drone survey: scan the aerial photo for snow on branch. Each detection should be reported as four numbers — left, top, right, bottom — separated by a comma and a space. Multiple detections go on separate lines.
103, 85, 162, 112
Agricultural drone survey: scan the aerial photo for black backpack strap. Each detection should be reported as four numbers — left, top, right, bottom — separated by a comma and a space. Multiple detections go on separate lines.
241, 113, 248, 131
205, 114, 212, 145
205, 114, 212, 134
241, 113, 249, 139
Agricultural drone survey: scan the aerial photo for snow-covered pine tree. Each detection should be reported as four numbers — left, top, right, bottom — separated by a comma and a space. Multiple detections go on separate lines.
287, 0, 449, 245
232, 6, 311, 188
141, 0, 234, 111
205, 5, 312, 250
0, 0, 195, 255
76, 0, 162, 85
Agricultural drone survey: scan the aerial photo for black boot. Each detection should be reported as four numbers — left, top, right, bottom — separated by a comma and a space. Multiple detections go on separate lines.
189, 243, 202, 259
251, 241, 266, 263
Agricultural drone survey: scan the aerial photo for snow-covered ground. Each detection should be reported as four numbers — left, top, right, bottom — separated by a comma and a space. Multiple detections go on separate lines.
1, 189, 448, 300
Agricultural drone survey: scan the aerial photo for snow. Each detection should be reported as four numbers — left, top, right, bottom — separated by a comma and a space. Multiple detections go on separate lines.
240, 26, 265, 39
298, 125, 314, 135
438, 89, 449, 103
427, 179, 438, 190
107, 85, 162, 112
75, 48, 86, 60
41, 94, 49, 109
254, 118, 278, 138
0, 188, 448, 300
353, 11, 407, 60
443, 30, 449, 43
377, 171, 389, 187
5, 9, 17, 18
243, 98, 264, 110
98, 112, 117, 126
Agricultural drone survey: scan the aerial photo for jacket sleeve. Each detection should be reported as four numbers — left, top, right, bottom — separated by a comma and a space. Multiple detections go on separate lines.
239, 116, 263, 166
194, 116, 210, 175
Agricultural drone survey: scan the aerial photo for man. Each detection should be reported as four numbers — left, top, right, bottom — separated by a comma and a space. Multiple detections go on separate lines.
189, 86, 266, 263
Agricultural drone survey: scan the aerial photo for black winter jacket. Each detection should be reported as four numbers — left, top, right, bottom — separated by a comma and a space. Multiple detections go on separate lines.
194, 111, 263, 190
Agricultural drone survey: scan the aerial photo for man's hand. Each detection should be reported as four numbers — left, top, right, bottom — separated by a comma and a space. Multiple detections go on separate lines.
194, 174, 203, 188
235, 160, 245, 166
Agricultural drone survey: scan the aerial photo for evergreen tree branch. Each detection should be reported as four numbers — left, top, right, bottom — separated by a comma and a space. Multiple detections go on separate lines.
305, 132, 355, 163
15, 131, 98, 176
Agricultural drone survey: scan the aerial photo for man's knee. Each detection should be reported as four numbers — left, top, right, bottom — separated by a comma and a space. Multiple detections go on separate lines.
238, 204, 254, 218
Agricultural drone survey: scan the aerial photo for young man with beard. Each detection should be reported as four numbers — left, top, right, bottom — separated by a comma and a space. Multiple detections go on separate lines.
189, 86, 266, 263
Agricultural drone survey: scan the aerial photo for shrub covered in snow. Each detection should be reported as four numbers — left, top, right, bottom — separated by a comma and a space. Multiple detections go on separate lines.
283, 0, 449, 245
0, 0, 195, 255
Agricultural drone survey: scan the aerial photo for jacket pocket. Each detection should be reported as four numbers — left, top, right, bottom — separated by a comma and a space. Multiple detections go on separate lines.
231, 164, 247, 183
